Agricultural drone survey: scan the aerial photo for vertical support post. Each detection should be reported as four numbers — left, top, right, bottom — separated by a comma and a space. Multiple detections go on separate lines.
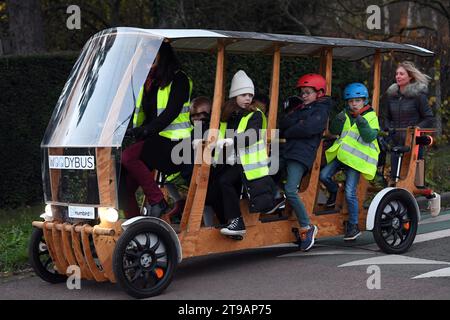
267, 45, 280, 134
325, 48, 333, 96
372, 50, 382, 115
185, 40, 225, 233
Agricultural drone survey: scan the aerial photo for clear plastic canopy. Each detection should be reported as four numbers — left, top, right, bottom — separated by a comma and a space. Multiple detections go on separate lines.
41, 28, 163, 147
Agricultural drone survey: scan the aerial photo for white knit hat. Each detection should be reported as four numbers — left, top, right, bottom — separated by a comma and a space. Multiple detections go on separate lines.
229, 70, 254, 98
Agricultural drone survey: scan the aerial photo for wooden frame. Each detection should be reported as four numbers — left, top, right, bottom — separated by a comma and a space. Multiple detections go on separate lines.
32, 30, 436, 287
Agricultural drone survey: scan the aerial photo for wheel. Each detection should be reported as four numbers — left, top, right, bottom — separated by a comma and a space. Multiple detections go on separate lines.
28, 227, 67, 283
113, 220, 178, 299
373, 189, 419, 254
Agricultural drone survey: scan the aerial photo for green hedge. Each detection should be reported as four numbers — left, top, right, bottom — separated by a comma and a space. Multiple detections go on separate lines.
0, 52, 362, 208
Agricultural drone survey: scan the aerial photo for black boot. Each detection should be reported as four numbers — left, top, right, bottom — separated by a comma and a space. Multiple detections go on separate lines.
326, 192, 337, 207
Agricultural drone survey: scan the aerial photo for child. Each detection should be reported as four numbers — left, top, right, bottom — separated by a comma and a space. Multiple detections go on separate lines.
320, 83, 380, 240
279, 74, 331, 251
215, 70, 277, 239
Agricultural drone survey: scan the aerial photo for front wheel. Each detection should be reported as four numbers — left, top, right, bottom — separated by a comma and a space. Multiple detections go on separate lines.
28, 227, 67, 283
373, 189, 418, 254
112, 220, 178, 299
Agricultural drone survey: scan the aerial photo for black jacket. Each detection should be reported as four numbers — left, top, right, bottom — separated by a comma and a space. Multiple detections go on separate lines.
382, 82, 434, 144
279, 96, 331, 169
140, 71, 191, 173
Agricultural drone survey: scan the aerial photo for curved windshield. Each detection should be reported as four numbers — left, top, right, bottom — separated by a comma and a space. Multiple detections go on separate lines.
41, 28, 163, 147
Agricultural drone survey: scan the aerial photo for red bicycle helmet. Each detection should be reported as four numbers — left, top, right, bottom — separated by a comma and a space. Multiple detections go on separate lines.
296, 73, 326, 93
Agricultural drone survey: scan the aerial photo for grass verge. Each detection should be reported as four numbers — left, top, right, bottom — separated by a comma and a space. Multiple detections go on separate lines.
0, 205, 44, 274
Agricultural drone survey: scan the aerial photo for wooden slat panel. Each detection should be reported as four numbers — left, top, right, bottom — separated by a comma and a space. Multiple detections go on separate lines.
42, 221, 65, 275
60, 223, 78, 267
51, 223, 69, 274
81, 225, 108, 282
71, 226, 94, 280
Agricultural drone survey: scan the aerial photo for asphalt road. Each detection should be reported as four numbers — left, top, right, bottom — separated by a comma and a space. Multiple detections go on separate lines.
1, 210, 450, 300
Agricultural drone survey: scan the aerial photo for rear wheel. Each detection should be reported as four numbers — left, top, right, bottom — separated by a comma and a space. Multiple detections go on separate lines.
113, 220, 178, 299
28, 228, 67, 283
373, 189, 418, 254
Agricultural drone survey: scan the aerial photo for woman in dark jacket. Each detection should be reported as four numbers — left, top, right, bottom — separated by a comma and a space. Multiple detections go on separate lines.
279, 74, 331, 251
381, 61, 434, 178
122, 42, 192, 218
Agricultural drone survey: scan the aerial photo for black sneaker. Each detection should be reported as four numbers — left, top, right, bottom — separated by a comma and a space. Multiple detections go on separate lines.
262, 196, 286, 214
325, 192, 337, 207
344, 223, 361, 241
146, 199, 169, 218
220, 217, 246, 236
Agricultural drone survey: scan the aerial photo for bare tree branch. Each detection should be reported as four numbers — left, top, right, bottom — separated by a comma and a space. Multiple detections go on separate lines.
280, 0, 311, 35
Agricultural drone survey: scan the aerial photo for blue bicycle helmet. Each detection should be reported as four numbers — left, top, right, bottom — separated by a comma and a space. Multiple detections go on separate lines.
343, 83, 369, 105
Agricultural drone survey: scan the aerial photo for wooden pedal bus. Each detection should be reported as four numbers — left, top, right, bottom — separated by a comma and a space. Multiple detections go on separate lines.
29, 28, 440, 298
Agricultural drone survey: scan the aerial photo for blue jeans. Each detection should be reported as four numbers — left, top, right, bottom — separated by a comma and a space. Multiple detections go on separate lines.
319, 159, 360, 225
284, 160, 310, 228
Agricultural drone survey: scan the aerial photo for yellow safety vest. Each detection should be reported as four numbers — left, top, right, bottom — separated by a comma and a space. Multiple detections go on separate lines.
213, 109, 269, 180
325, 111, 380, 180
133, 73, 193, 140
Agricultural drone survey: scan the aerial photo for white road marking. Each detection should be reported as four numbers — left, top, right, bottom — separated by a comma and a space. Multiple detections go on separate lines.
419, 214, 450, 225
412, 267, 450, 279
338, 255, 450, 267
414, 229, 450, 243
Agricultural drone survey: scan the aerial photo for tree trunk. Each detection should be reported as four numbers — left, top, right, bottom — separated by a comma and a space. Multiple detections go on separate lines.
383, 0, 390, 35
7, 0, 45, 54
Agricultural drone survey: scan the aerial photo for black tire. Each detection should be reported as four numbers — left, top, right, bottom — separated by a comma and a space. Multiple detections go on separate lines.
112, 220, 178, 299
28, 228, 67, 283
373, 189, 419, 254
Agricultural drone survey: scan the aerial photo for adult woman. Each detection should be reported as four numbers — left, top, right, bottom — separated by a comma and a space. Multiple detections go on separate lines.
382, 61, 434, 178
122, 42, 192, 218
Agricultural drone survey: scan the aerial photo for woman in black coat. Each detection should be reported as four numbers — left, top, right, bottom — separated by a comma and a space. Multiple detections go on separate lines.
121, 42, 192, 218
381, 61, 435, 178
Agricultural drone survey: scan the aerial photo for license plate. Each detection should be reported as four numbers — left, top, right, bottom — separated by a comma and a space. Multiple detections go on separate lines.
68, 206, 95, 219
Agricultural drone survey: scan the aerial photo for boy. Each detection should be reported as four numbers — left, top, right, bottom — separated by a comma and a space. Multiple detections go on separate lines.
320, 83, 380, 240
279, 74, 331, 251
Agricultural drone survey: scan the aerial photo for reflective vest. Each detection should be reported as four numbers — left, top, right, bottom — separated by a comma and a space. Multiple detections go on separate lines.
214, 109, 269, 181
325, 111, 380, 180
133, 73, 193, 140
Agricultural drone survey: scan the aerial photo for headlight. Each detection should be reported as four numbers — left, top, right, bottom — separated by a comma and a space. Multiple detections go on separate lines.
45, 204, 53, 216
40, 204, 54, 221
98, 207, 119, 223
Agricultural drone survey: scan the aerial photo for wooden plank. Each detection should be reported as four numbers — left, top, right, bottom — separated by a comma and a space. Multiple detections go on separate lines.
96, 147, 116, 207
267, 45, 280, 134
180, 215, 350, 258
299, 140, 323, 217
240, 199, 260, 227
42, 221, 65, 275
71, 226, 94, 280
325, 48, 333, 96
396, 127, 419, 190
92, 220, 123, 282
93, 235, 116, 282
60, 223, 78, 268
372, 50, 382, 114
80, 225, 108, 282
51, 223, 69, 274
185, 40, 225, 233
